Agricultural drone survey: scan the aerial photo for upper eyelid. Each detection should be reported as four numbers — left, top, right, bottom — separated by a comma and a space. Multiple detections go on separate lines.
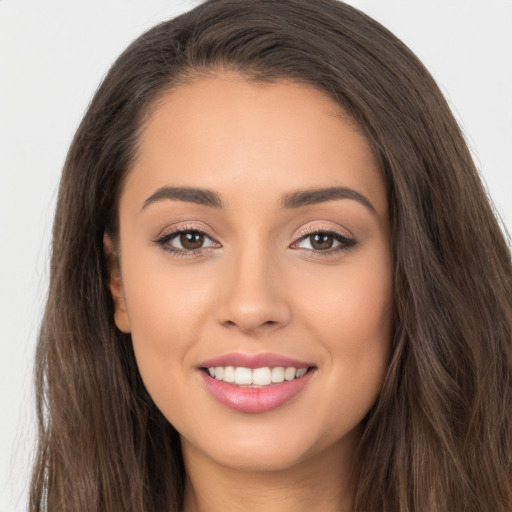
155, 223, 218, 241
293, 225, 353, 241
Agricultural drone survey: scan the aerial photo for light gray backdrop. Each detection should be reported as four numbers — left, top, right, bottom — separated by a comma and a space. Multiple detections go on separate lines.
1, 1, 511, 511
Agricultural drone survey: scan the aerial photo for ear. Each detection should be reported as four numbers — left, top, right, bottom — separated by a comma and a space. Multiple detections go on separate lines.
104, 233, 131, 333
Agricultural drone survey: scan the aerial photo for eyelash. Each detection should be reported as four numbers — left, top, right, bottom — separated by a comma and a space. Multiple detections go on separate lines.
153, 224, 218, 258
291, 227, 357, 256
153, 226, 357, 258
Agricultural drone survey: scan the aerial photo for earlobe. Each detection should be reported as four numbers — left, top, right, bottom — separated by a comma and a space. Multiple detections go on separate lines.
104, 233, 131, 334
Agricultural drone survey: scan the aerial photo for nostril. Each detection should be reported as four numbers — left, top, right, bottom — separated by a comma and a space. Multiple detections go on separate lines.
221, 318, 278, 330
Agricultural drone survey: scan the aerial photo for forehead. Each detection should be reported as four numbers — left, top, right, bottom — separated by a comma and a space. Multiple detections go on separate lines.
124, 74, 387, 215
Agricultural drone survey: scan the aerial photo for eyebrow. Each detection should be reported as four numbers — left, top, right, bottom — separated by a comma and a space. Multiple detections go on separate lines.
281, 186, 376, 213
142, 186, 224, 210
141, 185, 376, 214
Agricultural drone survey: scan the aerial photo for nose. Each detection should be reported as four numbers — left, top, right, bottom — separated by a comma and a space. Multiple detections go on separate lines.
215, 246, 292, 334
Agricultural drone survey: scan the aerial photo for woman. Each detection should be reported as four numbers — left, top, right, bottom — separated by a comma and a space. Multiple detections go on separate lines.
31, 0, 512, 511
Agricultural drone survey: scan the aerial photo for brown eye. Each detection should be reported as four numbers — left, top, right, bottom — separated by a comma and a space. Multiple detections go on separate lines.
180, 232, 205, 250
155, 228, 219, 255
293, 229, 357, 254
309, 233, 334, 250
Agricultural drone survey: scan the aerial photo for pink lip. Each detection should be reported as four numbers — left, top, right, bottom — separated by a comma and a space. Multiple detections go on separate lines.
198, 352, 316, 414
200, 371, 314, 413
199, 352, 313, 370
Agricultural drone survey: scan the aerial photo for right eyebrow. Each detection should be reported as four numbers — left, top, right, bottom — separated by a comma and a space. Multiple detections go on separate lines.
141, 186, 224, 211
281, 186, 377, 214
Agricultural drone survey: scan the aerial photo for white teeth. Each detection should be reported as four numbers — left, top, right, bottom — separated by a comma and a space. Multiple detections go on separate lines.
253, 367, 272, 386
234, 367, 252, 385
223, 366, 235, 383
271, 366, 285, 383
284, 367, 297, 381
296, 368, 307, 378
206, 365, 309, 386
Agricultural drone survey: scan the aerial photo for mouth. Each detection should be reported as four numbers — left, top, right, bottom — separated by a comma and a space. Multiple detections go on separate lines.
198, 353, 317, 413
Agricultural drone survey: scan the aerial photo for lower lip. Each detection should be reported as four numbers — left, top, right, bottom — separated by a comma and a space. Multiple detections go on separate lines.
200, 370, 315, 413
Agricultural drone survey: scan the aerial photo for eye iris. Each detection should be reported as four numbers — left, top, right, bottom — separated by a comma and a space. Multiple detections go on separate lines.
180, 232, 204, 250
310, 233, 334, 250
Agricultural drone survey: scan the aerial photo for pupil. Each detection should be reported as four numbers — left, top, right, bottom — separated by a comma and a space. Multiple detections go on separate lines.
180, 232, 204, 249
311, 233, 333, 250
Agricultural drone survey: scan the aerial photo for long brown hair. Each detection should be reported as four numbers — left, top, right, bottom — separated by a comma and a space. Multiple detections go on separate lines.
31, 1, 512, 510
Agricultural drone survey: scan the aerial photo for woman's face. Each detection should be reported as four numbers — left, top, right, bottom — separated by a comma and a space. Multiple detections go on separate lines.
110, 74, 393, 472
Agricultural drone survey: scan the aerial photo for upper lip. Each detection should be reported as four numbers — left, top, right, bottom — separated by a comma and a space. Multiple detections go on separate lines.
199, 352, 314, 370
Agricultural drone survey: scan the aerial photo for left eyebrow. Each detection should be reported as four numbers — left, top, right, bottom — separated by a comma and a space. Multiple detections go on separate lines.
281, 186, 377, 214
142, 186, 224, 210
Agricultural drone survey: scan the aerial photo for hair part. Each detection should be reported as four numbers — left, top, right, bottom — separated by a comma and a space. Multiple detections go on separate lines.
31, 1, 512, 511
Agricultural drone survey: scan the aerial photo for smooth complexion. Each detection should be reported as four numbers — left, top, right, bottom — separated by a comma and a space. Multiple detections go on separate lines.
108, 74, 393, 512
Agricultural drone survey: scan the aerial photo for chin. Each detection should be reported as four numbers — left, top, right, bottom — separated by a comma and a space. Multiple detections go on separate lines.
202, 444, 312, 473
180, 417, 348, 474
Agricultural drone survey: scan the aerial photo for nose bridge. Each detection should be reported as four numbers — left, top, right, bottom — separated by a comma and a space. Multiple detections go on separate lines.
217, 236, 291, 332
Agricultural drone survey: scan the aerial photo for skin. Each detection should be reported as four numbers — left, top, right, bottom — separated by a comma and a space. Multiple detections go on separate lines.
108, 73, 393, 512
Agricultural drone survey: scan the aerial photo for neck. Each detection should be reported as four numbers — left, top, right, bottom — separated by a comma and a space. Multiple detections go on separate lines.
181, 436, 357, 512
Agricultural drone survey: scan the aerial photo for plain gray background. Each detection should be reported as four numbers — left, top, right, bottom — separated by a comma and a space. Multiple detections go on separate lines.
1, 1, 511, 511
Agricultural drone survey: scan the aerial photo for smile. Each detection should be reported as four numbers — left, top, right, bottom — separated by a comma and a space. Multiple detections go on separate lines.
206, 366, 308, 386
198, 353, 317, 413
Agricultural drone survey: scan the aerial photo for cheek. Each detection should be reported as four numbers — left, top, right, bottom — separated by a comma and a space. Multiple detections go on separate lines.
296, 248, 393, 349
292, 250, 393, 421
119, 251, 217, 398
122, 246, 214, 337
